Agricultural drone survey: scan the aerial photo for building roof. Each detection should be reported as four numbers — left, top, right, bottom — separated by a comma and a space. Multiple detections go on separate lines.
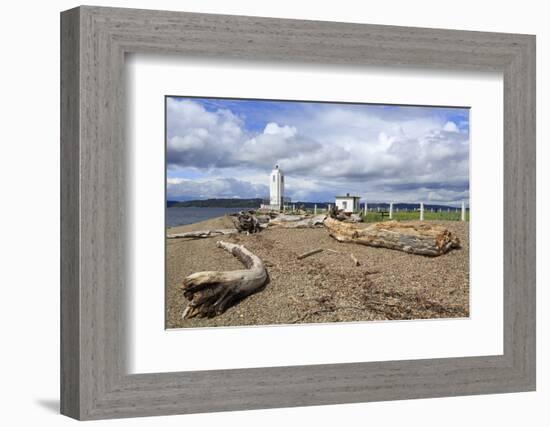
335, 194, 361, 199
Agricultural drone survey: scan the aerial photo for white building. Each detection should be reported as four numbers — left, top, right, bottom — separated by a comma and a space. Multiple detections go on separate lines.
260, 165, 285, 211
335, 193, 361, 213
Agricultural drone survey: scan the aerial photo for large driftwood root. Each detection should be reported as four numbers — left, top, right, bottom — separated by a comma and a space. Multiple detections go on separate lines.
181, 241, 268, 319
324, 217, 460, 256
230, 211, 262, 233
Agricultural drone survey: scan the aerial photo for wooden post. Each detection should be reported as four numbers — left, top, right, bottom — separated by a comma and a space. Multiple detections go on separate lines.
461, 201, 466, 221
389, 202, 393, 219
364, 202, 368, 215
420, 202, 424, 221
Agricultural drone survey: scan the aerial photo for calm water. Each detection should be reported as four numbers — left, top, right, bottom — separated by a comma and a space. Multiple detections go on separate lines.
166, 207, 251, 227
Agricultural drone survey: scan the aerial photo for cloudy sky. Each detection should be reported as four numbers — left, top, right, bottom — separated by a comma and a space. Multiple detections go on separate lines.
166, 96, 469, 205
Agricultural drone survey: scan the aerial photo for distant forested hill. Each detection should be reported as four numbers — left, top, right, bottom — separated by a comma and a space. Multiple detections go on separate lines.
166, 199, 466, 210
167, 198, 263, 208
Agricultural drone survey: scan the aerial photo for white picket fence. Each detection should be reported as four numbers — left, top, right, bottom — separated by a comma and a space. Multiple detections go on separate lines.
283, 201, 467, 222
362, 201, 467, 221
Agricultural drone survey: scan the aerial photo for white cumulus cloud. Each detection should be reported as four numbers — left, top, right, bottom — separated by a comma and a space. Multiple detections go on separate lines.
166, 98, 470, 204
443, 121, 459, 132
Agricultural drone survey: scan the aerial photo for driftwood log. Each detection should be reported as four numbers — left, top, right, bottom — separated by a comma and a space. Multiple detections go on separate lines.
348, 213, 363, 223
324, 217, 460, 256
327, 205, 348, 221
268, 214, 305, 225
271, 214, 327, 229
181, 241, 268, 319
167, 229, 237, 239
231, 211, 262, 233
254, 214, 272, 224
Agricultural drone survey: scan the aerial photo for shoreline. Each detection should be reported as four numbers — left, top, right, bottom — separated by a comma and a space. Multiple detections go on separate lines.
166, 215, 470, 329
167, 214, 238, 234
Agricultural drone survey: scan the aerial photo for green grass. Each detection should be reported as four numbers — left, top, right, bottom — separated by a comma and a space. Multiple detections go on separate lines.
292, 208, 470, 222
362, 210, 469, 223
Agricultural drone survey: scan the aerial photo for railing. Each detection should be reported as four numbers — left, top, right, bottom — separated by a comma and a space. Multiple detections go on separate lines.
262, 201, 469, 222
361, 202, 468, 222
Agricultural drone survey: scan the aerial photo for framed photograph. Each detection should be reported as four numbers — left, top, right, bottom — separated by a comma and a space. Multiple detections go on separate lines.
61, 6, 536, 420
165, 97, 471, 329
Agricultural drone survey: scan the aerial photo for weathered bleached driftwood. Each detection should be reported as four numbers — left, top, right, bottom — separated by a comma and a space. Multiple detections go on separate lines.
273, 214, 327, 229
181, 241, 268, 319
324, 217, 460, 256
297, 248, 324, 260
255, 214, 272, 224
268, 214, 305, 225
231, 211, 262, 233
327, 205, 348, 221
167, 229, 237, 239
348, 214, 363, 223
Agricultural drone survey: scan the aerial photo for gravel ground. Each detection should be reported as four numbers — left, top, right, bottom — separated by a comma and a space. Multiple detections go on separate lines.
166, 216, 469, 328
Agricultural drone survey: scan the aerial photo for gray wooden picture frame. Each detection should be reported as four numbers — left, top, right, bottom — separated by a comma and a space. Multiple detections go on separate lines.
60, 5, 536, 420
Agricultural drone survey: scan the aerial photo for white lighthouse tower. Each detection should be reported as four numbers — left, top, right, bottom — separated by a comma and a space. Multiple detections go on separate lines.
269, 165, 285, 211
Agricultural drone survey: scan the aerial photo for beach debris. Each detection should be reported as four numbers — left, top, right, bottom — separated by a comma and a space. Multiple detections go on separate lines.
254, 214, 272, 224
181, 241, 268, 319
347, 213, 363, 223
231, 211, 262, 234
297, 248, 324, 260
327, 204, 348, 221
290, 305, 372, 324
271, 214, 327, 229
324, 217, 461, 257
167, 229, 238, 239
297, 247, 366, 269
268, 214, 306, 225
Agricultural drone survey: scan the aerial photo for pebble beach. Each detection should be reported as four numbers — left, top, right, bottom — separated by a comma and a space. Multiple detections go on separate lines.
166, 216, 469, 329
